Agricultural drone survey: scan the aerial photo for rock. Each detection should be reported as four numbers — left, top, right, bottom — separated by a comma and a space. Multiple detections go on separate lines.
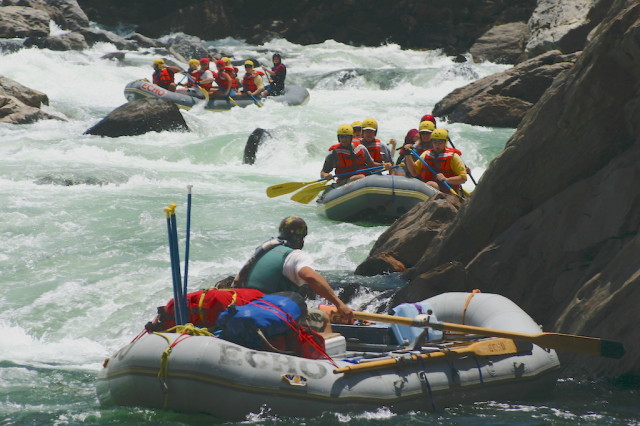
4, 0, 90, 30
526, 0, 600, 57
84, 97, 189, 137
433, 50, 580, 127
0, 6, 49, 38
0, 75, 49, 108
125, 32, 166, 49
243, 128, 271, 165
100, 52, 125, 61
165, 34, 212, 63
0, 95, 63, 124
355, 193, 462, 276
77, 27, 137, 50
470, 22, 529, 64
394, 0, 640, 377
25, 32, 89, 51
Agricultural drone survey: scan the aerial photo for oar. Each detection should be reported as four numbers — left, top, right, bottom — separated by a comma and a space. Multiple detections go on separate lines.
228, 96, 239, 107
448, 137, 478, 185
249, 94, 263, 108
183, 73, 210, 102
182, 185, 193, 311
266, 166, 384, 198
410, 149, 461, 197
164, 205, 184, 326
290, 165, 400, 204
334, 338, 520, 375
351, 311, 626, 359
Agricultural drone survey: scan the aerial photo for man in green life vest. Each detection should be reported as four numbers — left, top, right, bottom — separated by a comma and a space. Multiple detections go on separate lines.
233, 216, 353, 322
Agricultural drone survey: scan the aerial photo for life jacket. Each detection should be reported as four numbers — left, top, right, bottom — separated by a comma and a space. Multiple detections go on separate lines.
447, 146, 463, 156
242, 72, 259, 92
216, 292, 332, 362
271, 63, 286, 93
214, 69, 232, 90
362, 138, 384, 162
328, 143, 368, 182
153, 68, 174, 89
418, 149, 461, 192
224, 66, 240, 89
244, 245, 300, 294
145, 287, 264, 332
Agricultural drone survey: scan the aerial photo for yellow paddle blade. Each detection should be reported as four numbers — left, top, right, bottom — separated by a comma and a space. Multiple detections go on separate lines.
266, 180, 320, 198
290, 182, 329, 204
197, 86, 210, 102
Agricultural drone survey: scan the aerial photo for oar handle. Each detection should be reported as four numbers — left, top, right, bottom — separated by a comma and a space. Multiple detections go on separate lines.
410, 149, 459, 196
327, 165, 384, 181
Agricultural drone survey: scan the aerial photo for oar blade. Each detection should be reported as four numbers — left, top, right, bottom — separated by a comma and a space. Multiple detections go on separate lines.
290, 182, 329, 204
266, 182, 308, 198
536, 333, 625, 359
601, 339, 626, 359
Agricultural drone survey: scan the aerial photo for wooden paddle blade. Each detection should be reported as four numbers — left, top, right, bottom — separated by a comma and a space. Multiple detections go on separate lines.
266, 181, 313, 198
290, 182, 329, 204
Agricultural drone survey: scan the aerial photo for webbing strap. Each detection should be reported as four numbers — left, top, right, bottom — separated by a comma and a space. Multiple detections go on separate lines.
461, 289, 481, 325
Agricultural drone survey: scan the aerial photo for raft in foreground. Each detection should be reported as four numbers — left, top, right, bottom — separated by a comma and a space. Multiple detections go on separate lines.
316, 174, 438, 223
96, 292, 560, 420
124, 79, 310, 111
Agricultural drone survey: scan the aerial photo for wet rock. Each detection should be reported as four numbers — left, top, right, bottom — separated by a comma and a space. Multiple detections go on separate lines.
0, 75, 49, 108
0, 95, 63, 124
243, 128, 271, 165
433, 50, 580, 127
77, 27, 137, 50
25, 32, 89, 51
0, 6, 49, 38
84, 97, 189, 137
470, 22, 529, 64
125, 32, 166, 49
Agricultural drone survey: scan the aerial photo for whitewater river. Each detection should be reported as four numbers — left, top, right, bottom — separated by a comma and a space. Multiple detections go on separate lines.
0, 35, 637, 424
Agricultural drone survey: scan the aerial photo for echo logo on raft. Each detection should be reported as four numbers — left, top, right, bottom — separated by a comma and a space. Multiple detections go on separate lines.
141, 82, 166, 96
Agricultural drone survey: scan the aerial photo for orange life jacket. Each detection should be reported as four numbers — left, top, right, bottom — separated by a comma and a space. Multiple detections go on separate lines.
215, 69, 234, 90
242, 71, 265, 92
329, 143, 368, 182
224, 66, 240, 89
153, 68, 174, 88
418, 149, 461, 191
362, 138, 383, 162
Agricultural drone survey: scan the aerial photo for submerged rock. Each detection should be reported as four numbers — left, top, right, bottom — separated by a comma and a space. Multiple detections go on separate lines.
84, 97, 189, 137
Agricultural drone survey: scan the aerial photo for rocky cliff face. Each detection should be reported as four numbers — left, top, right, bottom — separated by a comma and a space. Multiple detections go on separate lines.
383, 0, 640, 377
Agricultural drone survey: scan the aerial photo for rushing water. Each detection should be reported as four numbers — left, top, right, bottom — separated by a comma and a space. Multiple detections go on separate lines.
0, 35, 637, 424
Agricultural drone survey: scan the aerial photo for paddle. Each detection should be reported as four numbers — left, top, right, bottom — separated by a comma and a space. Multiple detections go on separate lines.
334, 338, 521, 375
410, 149, 461, 197
290, 164, 400, 204
228, 96, 239, 107
266, 166, 384, 198
183, 73, 210, 102
249, 94, 263, 108
182, 185, 193, 306
448, 137, 478, 186
351, 311, 626, 359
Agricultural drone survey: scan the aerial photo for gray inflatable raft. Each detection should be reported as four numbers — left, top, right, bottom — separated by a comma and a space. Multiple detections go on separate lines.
316, 174, 438, 223
96, 292, 560, 420
124, 79, 310, 111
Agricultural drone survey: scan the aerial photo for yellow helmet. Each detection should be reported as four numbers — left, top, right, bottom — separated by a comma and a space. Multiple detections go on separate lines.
221, 56, 231, 65
351, 120, 363, 129
244, 60, 254, 67
431, 128, 449, 141
188, 59, 200, 68
337, 124, 354, 136
418, 120, 435, 133
362, 118, 378, 131
153, 58, 165, 66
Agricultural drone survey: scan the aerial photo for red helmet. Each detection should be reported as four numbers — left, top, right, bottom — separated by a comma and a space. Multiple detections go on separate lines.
421, 114, 436, 125
216, 59, 226, 66
200, 58, 210, 64
404, 129, 419, 144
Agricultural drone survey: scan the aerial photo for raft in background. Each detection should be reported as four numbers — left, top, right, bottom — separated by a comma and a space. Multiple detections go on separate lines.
124, 80, 310, 111
96, 292, 561, 420
316, 174, 438, 223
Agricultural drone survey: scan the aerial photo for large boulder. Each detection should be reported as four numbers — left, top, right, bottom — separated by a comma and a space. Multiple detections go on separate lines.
0, 95, 62, 124
470, 22, 529, 64
84, 98, 189, 137
433, 50, 580, 127
392, 0, 640, 377
0, 75, 49, 108
77, 27, 138, 50
25, 32, 89, 51
0, 6, 49, 38
3, 0, 90, 30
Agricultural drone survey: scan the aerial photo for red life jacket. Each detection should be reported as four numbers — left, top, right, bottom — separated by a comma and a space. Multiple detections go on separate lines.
418, 149, 461, 191
153, 68, 174, 88
362, 138, 383, 162
329, 143, 368, 182
187, 69, 202, 87
242, 73, 258, 92
224, 66, 240, 89
145, 287, 264, 332
215, 69, 233, 90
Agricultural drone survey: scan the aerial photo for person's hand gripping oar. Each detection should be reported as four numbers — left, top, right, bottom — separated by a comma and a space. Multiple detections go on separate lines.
183, 72, 210, 102
409, 149, 462, 197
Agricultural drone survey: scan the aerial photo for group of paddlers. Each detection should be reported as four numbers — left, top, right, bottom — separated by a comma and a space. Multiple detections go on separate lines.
321, 114, 470, 195
151, 52, 286, 100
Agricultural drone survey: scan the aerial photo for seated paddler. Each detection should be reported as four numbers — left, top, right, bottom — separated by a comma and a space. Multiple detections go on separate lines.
232, 216, 353, 323
321, 124, 378, 185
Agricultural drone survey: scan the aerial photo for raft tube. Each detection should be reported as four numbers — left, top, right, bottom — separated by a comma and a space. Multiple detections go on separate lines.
123, 80, 310, 111
96, 292, 560, 420
316, 174, 438, 223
